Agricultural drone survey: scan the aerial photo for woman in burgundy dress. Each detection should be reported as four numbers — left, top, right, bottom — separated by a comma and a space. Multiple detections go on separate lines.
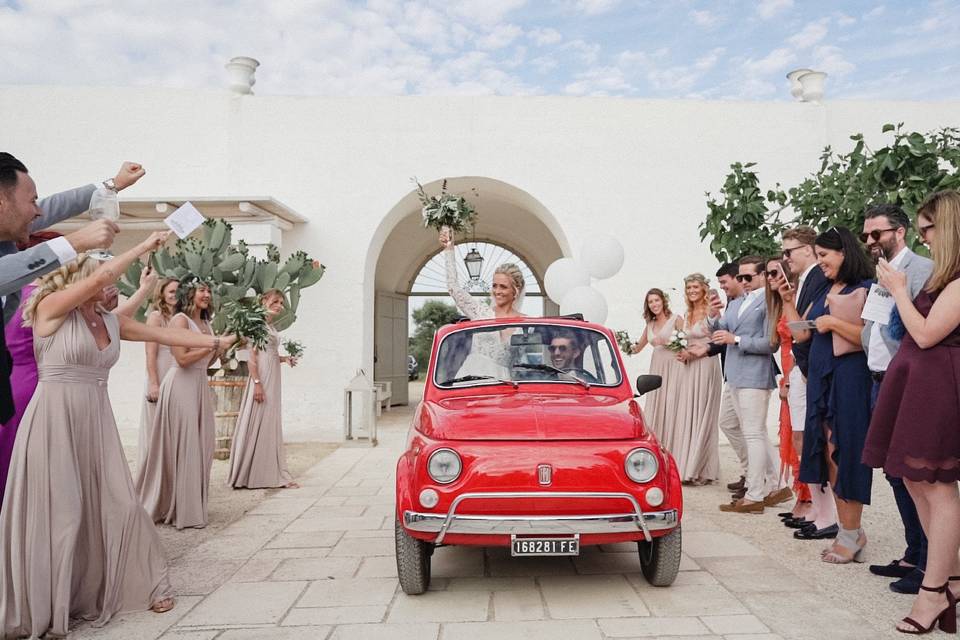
863, 190, 960, 634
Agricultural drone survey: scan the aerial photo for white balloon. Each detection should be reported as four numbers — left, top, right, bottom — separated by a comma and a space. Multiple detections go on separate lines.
560, 286, 608, 325
580, 234, 625, 280
543, 258, 590, 303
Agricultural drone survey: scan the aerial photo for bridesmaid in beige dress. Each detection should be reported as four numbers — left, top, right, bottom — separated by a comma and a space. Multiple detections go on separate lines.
0, 235, 236, 638
139, 277, 179, 470
631, 288, 685, 443
136, 280, 221, 529
229, 290, 300, 489
673, 273, 722, 484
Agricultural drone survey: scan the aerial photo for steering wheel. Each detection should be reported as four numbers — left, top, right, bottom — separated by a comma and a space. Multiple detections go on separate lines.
563, 368, 599, 384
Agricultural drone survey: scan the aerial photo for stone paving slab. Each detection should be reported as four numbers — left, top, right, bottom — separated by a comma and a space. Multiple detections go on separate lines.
68, 397, 905, 639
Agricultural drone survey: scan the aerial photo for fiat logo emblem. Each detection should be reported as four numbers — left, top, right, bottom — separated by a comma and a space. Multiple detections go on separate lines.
537, 464, 552, 486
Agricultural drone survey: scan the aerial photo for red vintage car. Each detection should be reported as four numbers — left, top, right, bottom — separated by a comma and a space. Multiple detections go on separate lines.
394, 316, 683, 594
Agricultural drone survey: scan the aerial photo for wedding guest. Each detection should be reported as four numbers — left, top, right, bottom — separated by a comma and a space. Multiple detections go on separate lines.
630, 288, 683, 444
863, 190, 960, 634
136, 279, 222, 529
711, 256, 789, 514
670, 274, 721, 485
777, 226, 838, 540
229, 289, 301, 489
439, 228, 524, 378
0, 235, 237, 638
858, 204, 934, 595
763, 257, 812, 524
782, 226, 874, 563
139, 277, 179, 471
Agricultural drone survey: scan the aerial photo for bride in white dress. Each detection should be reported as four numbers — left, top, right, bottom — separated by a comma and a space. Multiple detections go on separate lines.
440, 228, 526, 378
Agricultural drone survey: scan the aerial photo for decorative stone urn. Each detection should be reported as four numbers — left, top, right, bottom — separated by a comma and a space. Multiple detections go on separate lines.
786, 69, 814, 100
225, 56, 260, 95
798, 71, 828, 103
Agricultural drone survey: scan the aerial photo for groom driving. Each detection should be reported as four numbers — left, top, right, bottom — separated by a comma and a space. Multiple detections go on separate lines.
549, 329, 583, 370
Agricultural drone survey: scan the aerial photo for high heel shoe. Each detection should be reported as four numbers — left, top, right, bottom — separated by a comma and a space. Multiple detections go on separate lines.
821, 534, 866, 564
897, 583, 956, 634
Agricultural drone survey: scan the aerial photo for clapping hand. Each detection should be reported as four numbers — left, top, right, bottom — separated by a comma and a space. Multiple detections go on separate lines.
114, 162, 146, 190
876, 258, 907, 295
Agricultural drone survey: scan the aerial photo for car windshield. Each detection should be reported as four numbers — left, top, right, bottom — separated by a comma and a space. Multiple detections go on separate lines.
434, 323, 623, 388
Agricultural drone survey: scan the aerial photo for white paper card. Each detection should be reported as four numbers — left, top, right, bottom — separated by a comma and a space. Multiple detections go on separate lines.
787, 320, 818, 331
861, 283, 896, 325
164, 202, 205, 239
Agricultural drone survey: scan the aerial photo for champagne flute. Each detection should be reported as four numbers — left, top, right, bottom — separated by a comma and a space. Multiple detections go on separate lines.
87, 186, 120, 259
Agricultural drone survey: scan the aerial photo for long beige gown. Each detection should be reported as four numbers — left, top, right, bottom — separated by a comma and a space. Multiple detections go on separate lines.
641, 314, 686, 443
228, 325, 293, 488
666, 316, 722, 482
138, 311, 174, 471
0, 310, 171, 638
136, 313, 215, 529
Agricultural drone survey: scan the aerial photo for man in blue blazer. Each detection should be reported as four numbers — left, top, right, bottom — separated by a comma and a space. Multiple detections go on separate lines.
709, 255, 789, 514
860, 204, 933, 594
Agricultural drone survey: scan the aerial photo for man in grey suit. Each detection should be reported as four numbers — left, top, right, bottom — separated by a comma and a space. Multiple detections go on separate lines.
0, 152, 143, 422
709, 255, 790, 514
860, 204, 934, 595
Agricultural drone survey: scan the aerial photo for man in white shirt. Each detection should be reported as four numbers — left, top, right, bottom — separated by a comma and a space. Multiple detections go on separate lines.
860, 204, 933, 595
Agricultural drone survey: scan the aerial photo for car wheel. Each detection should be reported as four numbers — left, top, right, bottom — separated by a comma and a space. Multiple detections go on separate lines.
395, 518, 432, 595
638, 524, 681, 587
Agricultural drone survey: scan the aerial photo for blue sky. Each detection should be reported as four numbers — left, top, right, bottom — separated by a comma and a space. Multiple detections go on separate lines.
1, 0, 957, 100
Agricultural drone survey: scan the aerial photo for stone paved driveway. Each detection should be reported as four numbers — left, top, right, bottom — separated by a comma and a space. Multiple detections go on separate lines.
71, 400, 901, 640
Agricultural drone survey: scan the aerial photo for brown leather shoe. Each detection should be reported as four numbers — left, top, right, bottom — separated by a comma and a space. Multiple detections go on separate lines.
763, 487, 793, 507
730, 486, 746, 500
719, 498, 764, 514
726, 475, 745, 491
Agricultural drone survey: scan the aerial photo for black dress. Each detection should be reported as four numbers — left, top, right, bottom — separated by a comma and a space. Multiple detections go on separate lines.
798, 280, 874, 504
863, 272, 960, 483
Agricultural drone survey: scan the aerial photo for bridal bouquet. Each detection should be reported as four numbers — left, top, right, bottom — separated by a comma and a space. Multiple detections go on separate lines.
223, 298, 270, 351
282, 339, 305, 359
615, 330, 634, 355
666, 329, 689, 353
414, 178, 477, 233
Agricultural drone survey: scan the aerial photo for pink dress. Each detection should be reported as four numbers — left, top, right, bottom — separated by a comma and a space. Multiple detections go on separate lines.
0, 284, 38, 504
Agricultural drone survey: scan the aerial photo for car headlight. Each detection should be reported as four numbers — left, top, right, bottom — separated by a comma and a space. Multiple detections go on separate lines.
625, 448, 658, 483
427, 448, 462, 484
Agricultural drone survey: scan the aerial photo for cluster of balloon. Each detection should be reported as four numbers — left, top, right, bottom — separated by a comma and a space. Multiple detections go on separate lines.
544, 234, 624, 325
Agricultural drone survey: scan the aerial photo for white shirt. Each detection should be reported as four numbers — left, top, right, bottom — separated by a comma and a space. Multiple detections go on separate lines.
738, 287, 764, 318
868, 247, 908, 373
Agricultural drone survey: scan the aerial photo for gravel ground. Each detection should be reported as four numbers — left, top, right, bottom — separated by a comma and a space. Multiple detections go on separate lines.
122, 441, 338, 562
694, 441, 916, 639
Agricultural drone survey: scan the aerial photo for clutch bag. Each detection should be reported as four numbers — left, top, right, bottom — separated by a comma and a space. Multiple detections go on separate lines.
826, 288, 868, 356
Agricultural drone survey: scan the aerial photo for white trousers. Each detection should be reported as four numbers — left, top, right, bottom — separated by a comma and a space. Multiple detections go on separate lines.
729, 387, 780, 503
787, 367, 807, 432
718, 385, 748, 476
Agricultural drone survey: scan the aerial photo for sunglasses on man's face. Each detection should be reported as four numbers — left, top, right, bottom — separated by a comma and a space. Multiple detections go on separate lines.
859, 228, 896, 244
782, 246, 806, 259
735, 272, 763, 283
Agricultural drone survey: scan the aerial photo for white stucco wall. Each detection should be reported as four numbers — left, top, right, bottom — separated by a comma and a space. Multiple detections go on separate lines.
2, 86, 957, 443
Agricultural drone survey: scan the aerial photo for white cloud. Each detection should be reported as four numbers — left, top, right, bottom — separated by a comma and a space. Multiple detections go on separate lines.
571, 0, 621, 16
564, 65, 632, 95
787, 19, 829, 49
446, 0, 527, 26
742, 47, 796, 75
757, 0, 794, 20
835, 12, 856, 26
864, 5, 886, 19
813, 44, 855, 77
690, 9, 721, 28
528, 27, 562, 46
562, 39, 602, 65
475, 23, 523, 49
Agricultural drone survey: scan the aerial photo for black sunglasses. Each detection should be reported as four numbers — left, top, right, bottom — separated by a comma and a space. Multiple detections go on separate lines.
859, 228, 897, 243
735, 272, 764, 283
782, 246, 807, 259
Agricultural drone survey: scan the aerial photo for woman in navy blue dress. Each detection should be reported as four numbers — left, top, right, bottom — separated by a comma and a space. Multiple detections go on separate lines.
786, 226, 874, 565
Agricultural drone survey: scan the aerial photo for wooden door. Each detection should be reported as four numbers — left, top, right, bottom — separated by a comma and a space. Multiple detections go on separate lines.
374, 291, 409, 406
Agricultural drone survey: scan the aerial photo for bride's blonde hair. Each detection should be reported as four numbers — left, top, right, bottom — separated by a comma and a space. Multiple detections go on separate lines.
22, 253, 99, 327
494, 262, 525, 304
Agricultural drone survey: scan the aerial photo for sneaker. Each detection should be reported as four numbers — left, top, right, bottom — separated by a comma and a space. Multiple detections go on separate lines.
719, 498, 764, 514
726, 475, 745, 491
763, 487, 793, 507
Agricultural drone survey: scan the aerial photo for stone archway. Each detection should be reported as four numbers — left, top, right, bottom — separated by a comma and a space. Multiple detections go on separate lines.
364, 177, 570, 407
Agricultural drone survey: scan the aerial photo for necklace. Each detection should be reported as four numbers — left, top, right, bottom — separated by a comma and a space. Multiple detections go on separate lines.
80, 308, 99, 328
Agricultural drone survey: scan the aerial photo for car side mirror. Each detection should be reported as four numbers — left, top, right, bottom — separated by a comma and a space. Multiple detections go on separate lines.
635, 375, 662, 397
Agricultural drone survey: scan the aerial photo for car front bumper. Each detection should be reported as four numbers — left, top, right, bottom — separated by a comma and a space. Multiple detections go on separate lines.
402, 491, 679, 544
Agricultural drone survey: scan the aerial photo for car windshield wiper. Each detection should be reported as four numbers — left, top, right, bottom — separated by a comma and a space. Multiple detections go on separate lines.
512, 363, 591, 389
439, 375, 518, 389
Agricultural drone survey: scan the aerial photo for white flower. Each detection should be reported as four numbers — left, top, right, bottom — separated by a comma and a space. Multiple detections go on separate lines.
680, 339, 688, 347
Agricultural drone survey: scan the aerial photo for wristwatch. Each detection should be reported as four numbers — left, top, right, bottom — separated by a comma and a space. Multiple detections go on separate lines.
102, 178, 118, 192
734, 336, 741, 346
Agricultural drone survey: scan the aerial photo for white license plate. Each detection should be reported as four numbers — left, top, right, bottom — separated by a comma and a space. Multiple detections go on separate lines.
511, 536, 580, 557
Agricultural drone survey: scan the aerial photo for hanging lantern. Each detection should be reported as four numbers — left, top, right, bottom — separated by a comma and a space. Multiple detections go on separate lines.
463, 247, 484, 281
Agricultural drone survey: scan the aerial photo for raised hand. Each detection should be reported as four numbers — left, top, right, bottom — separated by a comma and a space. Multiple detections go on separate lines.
774, 275, 795, 303
139, 262, 158, 290
114, 162, 146, 190
707, 292, 724, 318
439, 227, 454, 250
137, 231, 171, 254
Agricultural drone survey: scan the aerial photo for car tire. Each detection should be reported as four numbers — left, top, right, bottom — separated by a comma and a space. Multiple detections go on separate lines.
638, 524, 681, 587
395, 518, 432, 595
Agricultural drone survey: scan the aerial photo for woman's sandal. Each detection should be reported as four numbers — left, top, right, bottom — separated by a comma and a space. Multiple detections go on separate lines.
821, 537, 866, 564
897, 583, 957, 634
283, 481, 301, 489
150, 597, 175, 614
